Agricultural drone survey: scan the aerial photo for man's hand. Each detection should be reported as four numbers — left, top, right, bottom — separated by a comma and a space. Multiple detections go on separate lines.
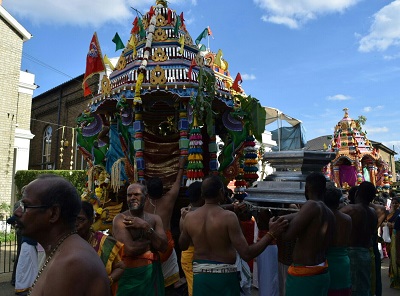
268, 216, 289, 238
180, 207, 190, 220
122, 215, 149, 230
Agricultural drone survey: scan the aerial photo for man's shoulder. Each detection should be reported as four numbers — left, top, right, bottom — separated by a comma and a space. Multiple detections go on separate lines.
115, 210, 129, 219
336, 210, 352, 224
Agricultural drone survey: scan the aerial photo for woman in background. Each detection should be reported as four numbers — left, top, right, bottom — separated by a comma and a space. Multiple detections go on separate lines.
76, 201, 125, 295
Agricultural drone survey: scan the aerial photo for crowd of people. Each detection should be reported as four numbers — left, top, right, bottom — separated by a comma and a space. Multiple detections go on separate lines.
7, 167, 400, 296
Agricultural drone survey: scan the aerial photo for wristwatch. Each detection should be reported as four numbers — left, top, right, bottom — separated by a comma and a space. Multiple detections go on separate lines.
146, 227, 155, 236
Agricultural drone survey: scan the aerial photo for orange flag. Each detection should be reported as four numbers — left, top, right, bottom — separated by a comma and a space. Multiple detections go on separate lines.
82, 32, 105, 97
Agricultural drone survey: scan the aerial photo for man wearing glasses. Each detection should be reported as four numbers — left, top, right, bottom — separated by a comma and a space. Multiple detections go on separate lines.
14, 174, 111, 296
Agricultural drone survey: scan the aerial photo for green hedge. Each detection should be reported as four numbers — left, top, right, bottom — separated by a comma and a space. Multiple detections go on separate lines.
14, 170, 86, 200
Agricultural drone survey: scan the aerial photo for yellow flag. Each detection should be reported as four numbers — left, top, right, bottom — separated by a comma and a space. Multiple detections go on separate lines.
129, 35, 137, 57
179, 35, 185, 55
103, 54, 115, 71
215, 49, 223, 68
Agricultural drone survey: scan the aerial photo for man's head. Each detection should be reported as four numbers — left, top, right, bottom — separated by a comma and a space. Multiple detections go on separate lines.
147, 177, 163, 200
347, 186, 357, 204
15, 174, 81, 237
324, 187, 342, 210
201, 175, 224, 202
305, 172, 327, 201
390, 195, 400, 211
127, 183, 147, 212
76, 201, 94, 238
186, 181, 203, 206
356, 181, 376, 204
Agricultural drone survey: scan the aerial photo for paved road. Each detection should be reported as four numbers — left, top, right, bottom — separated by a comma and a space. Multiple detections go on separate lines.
0, 258, 398, 295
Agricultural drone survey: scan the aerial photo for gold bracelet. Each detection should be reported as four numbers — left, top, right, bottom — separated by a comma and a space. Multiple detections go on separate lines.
266, 231, 277, 241
108, 276, 114, 286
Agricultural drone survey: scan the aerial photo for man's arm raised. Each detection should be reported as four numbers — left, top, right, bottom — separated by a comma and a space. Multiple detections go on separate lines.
164, 156, 187, 205
228, 211, 287, 262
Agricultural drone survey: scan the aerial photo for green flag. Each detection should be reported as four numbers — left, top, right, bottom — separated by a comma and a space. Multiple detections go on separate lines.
138, 18, 146, 39
174, 16, 181, 36
112, 32, 125, 51
198, 44, 206, 51
195, 28, 208, 45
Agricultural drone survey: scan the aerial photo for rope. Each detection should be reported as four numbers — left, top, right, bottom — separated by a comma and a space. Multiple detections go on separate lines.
243, 201, 300, 213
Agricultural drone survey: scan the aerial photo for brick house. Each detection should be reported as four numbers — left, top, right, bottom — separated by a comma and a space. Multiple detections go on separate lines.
0, 4, 36, 205
29, 74, 99, 172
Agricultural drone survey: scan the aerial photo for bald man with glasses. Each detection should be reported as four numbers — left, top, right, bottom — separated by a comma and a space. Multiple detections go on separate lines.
14, 174, 110, 296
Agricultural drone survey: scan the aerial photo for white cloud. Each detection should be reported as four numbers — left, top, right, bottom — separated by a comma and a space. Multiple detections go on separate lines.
363, 105, 384, 112
383, 53, 400, 60
261, 15, 299, 29
358, 0, 400, 52
3, 0, 154, 26
327, 94, 352, 101
254, 0, 360, 29
365, 126, 389, 134
241, 73, 256, 81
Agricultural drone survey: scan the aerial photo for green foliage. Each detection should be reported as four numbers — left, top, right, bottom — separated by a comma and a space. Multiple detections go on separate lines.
0, 229, 15, 243
354, 115, 367, 134
14, 170, 86, 199
233, 95, 266, 142
0, 202, 11, 220
395, 160, 400, 173
190, 67, 217, 135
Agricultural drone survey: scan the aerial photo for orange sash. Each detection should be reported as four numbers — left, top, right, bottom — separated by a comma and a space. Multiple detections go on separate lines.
288, 261, 328, 277
159, 230, 175, 262
123, 251, 159, 268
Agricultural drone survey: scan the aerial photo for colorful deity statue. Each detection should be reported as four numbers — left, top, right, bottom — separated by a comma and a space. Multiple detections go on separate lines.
329, 108, 390, 190
77, 0, 266, 206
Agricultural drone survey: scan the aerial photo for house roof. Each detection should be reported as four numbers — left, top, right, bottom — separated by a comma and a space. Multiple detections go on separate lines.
0, 6, 32, 41
306, 135, 397, 156
305, 135, 332, 151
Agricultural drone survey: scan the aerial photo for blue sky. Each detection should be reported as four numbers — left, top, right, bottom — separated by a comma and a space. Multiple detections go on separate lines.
3, 0, 400, 156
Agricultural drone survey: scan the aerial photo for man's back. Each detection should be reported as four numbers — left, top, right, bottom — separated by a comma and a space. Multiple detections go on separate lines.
341, 203, 377, 248
331, 210, 352, 247
288, 200, 335, 265
184, 204, 238, 264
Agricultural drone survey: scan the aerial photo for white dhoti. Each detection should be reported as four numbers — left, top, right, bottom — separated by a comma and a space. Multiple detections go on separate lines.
257, 244, 279, 296
161, 248, 180, 287
15, 242, 38, 294
236, 252, 252, 296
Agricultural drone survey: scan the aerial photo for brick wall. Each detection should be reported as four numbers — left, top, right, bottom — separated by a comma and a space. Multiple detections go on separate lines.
0, 17, 23, 204
30, 74, 98, 171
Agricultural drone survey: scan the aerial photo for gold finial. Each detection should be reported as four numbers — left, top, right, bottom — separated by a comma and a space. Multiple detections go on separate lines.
156, 0, 167, 7
343, 108, 349, 118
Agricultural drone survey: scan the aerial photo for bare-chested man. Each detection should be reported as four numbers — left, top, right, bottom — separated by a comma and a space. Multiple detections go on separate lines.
179, 175, 288, 295
113, 182, 168, 296
14, 174, 110, 296
144, 156, 186, 290
282, 172, 335, 296
324, 186, 352, 295
340, 181, 378, 296
370, 196, 388, 296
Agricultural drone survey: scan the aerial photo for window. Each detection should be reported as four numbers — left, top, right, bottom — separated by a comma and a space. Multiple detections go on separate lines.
42, 126, 53, 169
